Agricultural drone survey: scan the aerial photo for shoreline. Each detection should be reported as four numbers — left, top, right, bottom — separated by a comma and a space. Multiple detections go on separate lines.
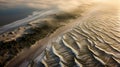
0, 3, 94, 66
0, 6, 38, 27
0, 8, 82, 66
0, 9, 58, 34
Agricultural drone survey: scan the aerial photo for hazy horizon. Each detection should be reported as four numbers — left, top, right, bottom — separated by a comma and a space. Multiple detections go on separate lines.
0, 0, 119, 26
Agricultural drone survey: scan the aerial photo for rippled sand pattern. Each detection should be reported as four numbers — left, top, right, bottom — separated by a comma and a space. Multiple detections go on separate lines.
34, 4, 120, 67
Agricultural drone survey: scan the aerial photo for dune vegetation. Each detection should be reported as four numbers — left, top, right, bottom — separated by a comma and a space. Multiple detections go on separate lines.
0, 10, 82, 66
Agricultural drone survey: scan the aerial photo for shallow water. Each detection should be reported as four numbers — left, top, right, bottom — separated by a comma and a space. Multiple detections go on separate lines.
0, 6, 37, 26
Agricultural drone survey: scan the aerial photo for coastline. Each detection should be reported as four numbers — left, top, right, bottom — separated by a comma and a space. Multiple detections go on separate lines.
0, 10, 58, 34
0, 8, 82, 66
0, 6, 38, 27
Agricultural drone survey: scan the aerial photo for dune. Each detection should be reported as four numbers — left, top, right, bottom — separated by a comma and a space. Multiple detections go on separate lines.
0, 0, 120, 67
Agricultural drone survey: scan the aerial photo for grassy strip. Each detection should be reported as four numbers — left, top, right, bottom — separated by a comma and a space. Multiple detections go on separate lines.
0, 24, 61, 67
0, 11, 79, 67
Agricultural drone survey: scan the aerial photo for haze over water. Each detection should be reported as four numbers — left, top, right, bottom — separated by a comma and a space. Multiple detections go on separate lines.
0, 6, 37, 26
0, 0, 90, 26
0, 0, 117, 26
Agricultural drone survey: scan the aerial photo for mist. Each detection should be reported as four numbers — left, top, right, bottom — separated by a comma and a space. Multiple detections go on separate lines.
1, 0, 117, 11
